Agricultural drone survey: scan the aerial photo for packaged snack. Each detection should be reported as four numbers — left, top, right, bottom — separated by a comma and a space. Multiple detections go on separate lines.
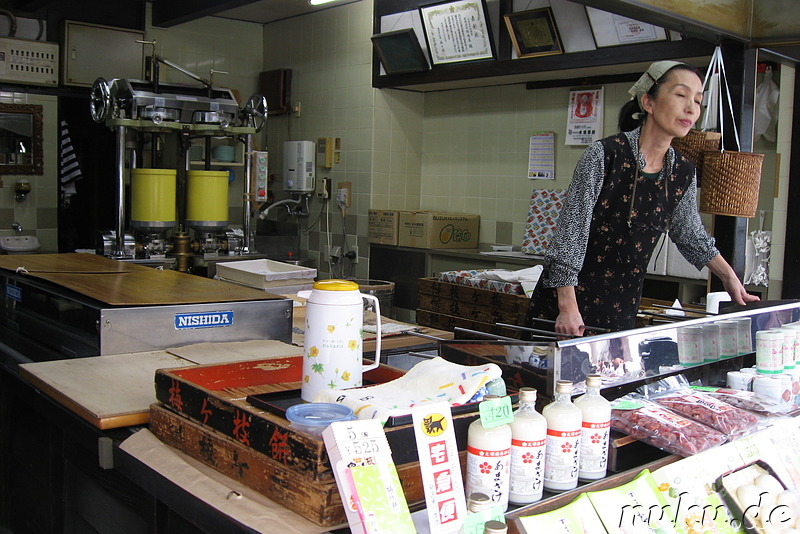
640, 375, 760, 436
611, 394, 727, 456
691, 385, 798, 417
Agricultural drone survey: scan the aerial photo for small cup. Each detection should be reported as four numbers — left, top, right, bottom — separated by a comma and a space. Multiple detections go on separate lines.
285, 402, 355, 437
189, 145, 204, 160
212, 145, 235, 162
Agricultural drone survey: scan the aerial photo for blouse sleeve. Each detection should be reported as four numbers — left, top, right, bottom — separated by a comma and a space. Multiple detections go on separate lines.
668, 173, 719, 269
543, 142, 605, 288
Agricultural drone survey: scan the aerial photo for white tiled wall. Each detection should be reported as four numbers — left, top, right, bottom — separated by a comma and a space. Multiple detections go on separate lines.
0, 93, 59, 252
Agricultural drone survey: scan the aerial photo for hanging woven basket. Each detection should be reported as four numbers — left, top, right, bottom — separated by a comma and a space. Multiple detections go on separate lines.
671, 130, 721, 181
699, 150, 764, 218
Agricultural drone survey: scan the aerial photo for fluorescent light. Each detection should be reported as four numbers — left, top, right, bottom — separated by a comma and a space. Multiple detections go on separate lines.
309, 0, 339, 5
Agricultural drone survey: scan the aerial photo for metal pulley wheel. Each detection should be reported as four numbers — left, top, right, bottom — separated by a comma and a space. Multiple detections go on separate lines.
242, 93, 267, 132
90, 77, 111, 123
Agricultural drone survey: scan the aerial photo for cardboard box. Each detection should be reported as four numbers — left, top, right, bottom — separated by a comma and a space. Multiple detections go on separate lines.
368, 209, 401, 245
398, 211, 480, 249
216, 259, 316, 290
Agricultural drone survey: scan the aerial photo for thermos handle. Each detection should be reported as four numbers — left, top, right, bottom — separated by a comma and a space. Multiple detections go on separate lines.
362, 293, 381, 372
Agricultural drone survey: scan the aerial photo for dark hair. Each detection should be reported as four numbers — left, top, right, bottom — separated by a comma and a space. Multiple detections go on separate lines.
618, 64, 701, 132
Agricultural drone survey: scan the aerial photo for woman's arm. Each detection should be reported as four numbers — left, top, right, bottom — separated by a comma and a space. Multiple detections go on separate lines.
555, 286, 585, 337
706, 254, 760, 306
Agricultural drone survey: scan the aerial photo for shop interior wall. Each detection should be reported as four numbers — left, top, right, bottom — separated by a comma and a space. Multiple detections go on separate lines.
0, 93, 58, 251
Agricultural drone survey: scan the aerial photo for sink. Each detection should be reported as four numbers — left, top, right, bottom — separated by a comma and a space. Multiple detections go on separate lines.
0, 235, 41, 254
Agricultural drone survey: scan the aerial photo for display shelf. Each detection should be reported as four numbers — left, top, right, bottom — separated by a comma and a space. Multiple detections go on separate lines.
372, 0, 717, 92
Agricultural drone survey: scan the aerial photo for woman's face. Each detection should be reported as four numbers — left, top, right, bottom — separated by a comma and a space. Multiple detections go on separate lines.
641, 68, 704, 138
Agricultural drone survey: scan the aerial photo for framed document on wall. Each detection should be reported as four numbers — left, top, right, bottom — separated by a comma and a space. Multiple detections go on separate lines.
586, 6, 668, 48
371, 29, 430, 74
419, 0, 494, 65
504, 8, 563, 59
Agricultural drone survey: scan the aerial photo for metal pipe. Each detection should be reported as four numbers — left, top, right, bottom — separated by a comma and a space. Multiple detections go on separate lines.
242, 135, 253, 253
114, 125, 127, 257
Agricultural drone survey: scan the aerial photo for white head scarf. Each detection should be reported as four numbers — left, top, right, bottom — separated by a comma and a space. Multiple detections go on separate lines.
627, 60, 687, 117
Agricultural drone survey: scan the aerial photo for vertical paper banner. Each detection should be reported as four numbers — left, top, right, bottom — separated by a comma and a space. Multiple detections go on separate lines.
412, 402, 467, 534
566, 88, 604, 145
528, 131, 555, 179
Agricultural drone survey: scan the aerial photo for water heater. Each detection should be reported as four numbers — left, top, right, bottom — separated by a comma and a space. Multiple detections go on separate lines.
283, 140, 315, 192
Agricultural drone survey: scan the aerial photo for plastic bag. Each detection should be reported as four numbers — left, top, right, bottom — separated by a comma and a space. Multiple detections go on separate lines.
639, 375, 760, 436
611, 393, 726, 456
754, 66, 779, 143
691, 386, 797, 417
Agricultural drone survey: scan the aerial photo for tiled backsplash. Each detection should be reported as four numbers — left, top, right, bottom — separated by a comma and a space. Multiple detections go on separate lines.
0, 93, 58, 252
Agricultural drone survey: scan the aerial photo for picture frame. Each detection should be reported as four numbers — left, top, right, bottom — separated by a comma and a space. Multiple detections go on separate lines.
419, 0, 494, 66
504, 7, 563, 59
585, 6, 668, 48
371, 29, 430, 75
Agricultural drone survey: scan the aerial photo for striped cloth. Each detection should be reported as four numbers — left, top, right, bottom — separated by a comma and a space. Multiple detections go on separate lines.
59, 120, 82, 197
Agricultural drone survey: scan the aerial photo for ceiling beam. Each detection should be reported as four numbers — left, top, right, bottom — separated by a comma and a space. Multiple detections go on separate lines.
151, 0, 259, 28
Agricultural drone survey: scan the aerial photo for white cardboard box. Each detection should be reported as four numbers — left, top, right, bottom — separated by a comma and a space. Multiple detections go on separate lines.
215, 259, 316, 290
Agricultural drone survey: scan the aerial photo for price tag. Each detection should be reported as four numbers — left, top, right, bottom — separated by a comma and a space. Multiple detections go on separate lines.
478, 396, 514, 429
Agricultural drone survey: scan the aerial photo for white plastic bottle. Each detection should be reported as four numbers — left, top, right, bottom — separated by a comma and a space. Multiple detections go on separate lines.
465, 396, 513, 511
542, 380, 582, 492
574, 374, 611, 481
508, 387, 547, 504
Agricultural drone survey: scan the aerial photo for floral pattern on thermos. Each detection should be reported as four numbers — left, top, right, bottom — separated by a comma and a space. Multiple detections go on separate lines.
303, 316, 363, 389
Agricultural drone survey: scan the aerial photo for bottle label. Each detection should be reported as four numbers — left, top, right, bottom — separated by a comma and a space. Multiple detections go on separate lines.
544, 429, 580, 485
579, 420, 610, 475
465, 447, 511, 507
510, 438, 546, 497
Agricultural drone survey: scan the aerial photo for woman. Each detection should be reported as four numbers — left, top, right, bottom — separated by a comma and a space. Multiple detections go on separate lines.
527, 61, 759, 337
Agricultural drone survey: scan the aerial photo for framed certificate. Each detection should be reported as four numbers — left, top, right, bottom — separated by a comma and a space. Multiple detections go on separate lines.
504, 8, 563, 59
419, 0, 494, 65
371, 29, 430, 75
585, 6, 668, 48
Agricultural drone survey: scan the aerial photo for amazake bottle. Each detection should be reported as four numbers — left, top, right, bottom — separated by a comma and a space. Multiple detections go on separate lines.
574, 374, 611, 481
465, 396, 512, 511
508, 387, 547, 505
542, 380, 582, 492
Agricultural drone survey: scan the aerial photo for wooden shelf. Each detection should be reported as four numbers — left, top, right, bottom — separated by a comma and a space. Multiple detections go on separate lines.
372, 0, 717, 92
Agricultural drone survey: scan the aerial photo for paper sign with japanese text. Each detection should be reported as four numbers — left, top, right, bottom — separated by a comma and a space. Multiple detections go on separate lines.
412, 402, 467, 534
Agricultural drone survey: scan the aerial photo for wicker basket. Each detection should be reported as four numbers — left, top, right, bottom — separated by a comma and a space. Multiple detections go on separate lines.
699, 150, 764, 218
671, 130, 721, 179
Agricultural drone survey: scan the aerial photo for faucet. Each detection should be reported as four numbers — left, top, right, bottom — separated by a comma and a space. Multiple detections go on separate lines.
12, 222, 22, 234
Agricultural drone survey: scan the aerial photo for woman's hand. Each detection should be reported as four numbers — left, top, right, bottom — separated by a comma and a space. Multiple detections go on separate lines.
555, 286, 586, 337
707, 255, 760, 306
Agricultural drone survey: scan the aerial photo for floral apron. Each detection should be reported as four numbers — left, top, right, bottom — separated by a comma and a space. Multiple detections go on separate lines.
528, 134, 691, 332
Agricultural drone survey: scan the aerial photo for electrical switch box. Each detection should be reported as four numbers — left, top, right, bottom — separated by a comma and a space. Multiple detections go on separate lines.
251, 150, 269, 202
0, 37, 59, 86
317, 137, 334, 168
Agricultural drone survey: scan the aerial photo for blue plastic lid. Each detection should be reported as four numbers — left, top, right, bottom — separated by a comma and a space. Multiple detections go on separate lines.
285, 403, 355, 428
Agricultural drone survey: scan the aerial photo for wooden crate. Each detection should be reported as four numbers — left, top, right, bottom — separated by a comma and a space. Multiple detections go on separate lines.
152, 356, 482, 525
416, 278, 530, 335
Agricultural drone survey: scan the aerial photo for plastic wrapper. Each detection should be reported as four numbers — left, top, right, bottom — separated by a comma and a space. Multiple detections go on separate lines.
639, 375, 760, 436
611, 394, 727, 457
689, 385, 798, 418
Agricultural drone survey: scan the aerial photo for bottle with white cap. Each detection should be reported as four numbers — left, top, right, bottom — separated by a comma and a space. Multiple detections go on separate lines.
574, 374, 611, 481
465, 395, 512, 511
542, 380, 582, 492
508, 387, 547, 504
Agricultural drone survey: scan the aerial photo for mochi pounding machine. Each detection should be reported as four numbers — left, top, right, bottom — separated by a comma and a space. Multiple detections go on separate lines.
89, 47, 268, 268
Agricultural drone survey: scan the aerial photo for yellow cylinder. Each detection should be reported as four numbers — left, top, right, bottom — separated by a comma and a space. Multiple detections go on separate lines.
131, 168, 177, 230
186, 170, 229, 230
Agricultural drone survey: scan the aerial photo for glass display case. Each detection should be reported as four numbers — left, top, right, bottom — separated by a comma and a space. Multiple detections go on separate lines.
440, 300, 800, 399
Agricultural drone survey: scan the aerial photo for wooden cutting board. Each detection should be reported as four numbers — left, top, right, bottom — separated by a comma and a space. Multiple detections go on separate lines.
0, 253, 279, 306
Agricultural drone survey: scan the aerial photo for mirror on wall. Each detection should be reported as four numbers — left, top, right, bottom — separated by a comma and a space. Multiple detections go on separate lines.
0, 103, 43, 175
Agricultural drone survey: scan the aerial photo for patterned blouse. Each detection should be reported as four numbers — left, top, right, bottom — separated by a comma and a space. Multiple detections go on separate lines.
542, 127, 718, 289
